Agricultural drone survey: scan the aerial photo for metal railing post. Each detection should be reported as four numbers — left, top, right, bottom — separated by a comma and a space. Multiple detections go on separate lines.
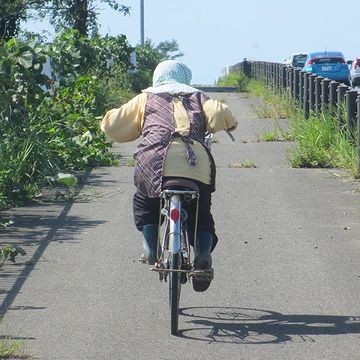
321, 78, 331, 113
303, 72, 310, 119
337, 84, 348, 130
309, 74, 316, 112
299, 71, 305, 108
289, 68, 293, 97
293, 69, 300, 100
275, 64, 280, 91
346, 89, 358, 141
329, 81, 339, 118
314, 77, 323, 112
280, 66, 286, 90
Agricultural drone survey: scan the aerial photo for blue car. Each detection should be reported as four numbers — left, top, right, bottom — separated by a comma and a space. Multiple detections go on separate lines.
302, 51, 350, 85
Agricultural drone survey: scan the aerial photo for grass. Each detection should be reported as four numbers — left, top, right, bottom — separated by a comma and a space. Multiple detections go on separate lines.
126, 159, 135, 167
228, 160, 257, 168
216, 71, 249, 92
0, 337, 29, 359
248, 79, 359, 178
248, 80, 294, 119
255, 104, 275, 119
260, 119, 293, 142
261, 130, 291, 142
289, 110, 358, 177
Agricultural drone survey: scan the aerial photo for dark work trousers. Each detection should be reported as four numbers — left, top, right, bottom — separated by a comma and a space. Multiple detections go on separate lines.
133, 178, 218, 252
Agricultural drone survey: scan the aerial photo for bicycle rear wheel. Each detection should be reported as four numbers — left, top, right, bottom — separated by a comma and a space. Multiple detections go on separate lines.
169, 252, 181, 335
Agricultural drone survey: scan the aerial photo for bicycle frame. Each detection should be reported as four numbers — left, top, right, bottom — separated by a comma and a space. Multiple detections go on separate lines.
161, 189, 199, 258
169, 194, 182, 255
152, 187, 200, 335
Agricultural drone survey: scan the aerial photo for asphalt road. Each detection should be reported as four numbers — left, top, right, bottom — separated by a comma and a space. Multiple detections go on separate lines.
1, 92, 360, 359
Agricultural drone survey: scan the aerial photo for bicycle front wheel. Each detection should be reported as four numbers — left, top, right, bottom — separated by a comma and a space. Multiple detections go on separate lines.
169, 252, 181, 335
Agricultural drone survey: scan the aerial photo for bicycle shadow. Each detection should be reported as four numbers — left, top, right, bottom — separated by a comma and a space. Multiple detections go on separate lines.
177, 306, 360, 344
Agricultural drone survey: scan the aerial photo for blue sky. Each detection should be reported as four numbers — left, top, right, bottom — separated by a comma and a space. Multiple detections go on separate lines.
25, 0, 358, 85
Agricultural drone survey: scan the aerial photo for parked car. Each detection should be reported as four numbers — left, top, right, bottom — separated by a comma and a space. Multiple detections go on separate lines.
348, 58, 360, 87
284, 53, 308, 69
302, 51, 350, 84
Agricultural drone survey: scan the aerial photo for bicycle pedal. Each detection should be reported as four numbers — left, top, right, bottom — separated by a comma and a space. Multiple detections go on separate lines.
192, 268, 214, 281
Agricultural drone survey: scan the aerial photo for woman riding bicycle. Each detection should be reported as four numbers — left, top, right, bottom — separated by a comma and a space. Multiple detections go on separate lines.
101, 60, 237, 292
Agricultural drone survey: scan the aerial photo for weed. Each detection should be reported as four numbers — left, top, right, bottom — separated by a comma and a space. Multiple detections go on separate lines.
0, 220, 14, 231
255, 104, 274, 119
249, 79, 358, 177
261, 131, 283, 142
216, 71, 249, 92
0, 246, 26, 266
228, 160, 257, 168
289, 109, 357, 174
126, 159, 135, 167
248, 80, 294, 119
260, 123, 293, 142
0, 337, 29, 359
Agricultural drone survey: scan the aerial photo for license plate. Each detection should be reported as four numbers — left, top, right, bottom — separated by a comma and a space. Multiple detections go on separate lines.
322, 65, 332, 71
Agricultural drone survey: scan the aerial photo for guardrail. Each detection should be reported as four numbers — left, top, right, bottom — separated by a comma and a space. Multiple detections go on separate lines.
242, 61, 360, 173
195, 86, 238, 93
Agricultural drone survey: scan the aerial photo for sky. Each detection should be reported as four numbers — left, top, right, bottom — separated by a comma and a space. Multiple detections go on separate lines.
25, 0, 359, 85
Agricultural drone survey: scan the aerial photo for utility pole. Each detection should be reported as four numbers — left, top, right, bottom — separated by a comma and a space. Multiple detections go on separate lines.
140, 0, 144, 45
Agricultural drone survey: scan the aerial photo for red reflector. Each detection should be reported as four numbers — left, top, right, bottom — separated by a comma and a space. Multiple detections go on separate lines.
170, 208, 180, 222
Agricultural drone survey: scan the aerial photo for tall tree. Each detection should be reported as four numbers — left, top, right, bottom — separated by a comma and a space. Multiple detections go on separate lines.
0, 0, 130, 41
0, 0, 48, 41
156, 40, 184, 60
50, 0, 130, 36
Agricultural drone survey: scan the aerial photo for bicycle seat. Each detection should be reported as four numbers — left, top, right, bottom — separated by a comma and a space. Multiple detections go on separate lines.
162, 178, 199, 193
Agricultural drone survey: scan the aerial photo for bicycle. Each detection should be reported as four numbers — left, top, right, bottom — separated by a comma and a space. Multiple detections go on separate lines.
150, 130, 234, 336
151, 178, 213, 335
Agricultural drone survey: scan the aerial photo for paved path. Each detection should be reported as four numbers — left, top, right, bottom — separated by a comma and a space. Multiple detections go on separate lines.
1, 92, 360, 359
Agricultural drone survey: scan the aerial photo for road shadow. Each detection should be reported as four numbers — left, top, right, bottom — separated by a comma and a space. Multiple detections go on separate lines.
0, 171, 106, 319
2, 205, 105, 246
177, 306, 360, 344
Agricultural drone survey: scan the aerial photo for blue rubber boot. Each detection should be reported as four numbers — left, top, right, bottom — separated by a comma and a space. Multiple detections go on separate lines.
193, 230, 214, 292
139, 224, 158, 265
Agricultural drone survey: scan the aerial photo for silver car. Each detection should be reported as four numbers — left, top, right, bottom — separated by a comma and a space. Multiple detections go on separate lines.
349, 58, 360, 87
284, 53, 308, 69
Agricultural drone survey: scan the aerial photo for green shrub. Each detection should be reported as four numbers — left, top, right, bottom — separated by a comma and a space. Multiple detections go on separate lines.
0, 30, 185, 210
0, 34, 122, 210
216, 70, 249, 92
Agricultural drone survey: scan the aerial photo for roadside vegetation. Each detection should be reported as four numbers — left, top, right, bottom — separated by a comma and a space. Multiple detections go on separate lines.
216, 70, 249, 92
0, 3, 184, 350
0, 13, 183, 211
247, 80, 358, 177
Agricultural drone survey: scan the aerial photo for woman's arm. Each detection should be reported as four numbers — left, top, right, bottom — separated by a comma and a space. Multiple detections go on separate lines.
202, 99, 237, 133
101, 93, 147, 142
